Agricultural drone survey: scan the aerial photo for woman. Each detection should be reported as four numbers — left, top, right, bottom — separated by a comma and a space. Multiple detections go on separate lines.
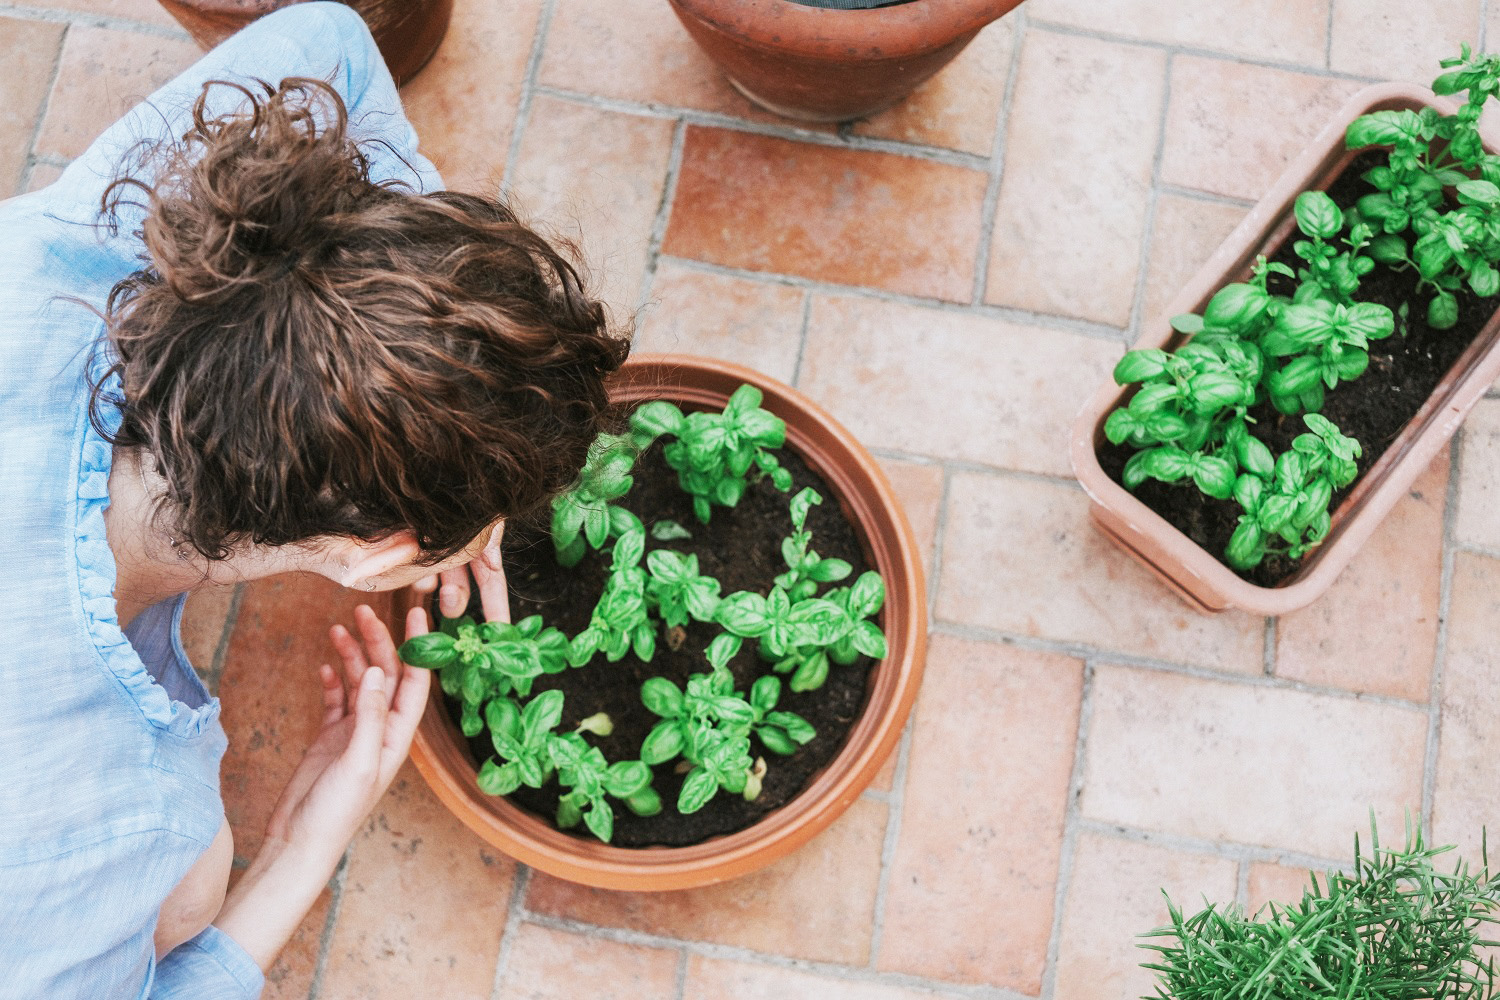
0, 5, 627, 997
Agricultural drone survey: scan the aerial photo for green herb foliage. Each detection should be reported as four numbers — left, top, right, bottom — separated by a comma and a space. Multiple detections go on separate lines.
1107, 45, 1500, 572
1141, 820, 1500, 999
629, 384, 792, 524
550, 434, 646, 568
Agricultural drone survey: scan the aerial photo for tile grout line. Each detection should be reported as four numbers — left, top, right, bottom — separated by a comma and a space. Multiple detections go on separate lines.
1038, 659, 1094, 1000
1025, 18, 1381, 86
930, 620, 1433, 712
1454, 539, 1500, 561
633, 117, 688, 318
868, 447, 1087, 490
1422, 435, 1463, 829
656, 253, 1128, 342
204, 582, 247, 696
864, 713, 916, 970
1157, 182, 1257, 209
1073, 817, 1349, 874
304, 850, 353, 1000
1325, 0, 1336, 71
17, 17, 69, 196
1235, 859, 1252, 910
968, 6, 1028, 307
0, 2, 190, 39
789, 291, 814, 388
498, 0, 557, 200
672, 948, 690, 1000
1262, 616, 1278, 677
517, 911, 1029, 1000
529, 83, 991, 171
486, 865, 534, 1000
1483, 0, 1492, 53
1122, 49, 1176, 347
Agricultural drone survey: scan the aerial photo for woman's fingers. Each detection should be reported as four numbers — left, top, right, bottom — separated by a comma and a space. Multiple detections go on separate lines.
437, 566, 469, 619
328, 622, 370, 689
472, 554, 511, 625
317, 664, 345, 725
344, 664, 390, 781
352, 604, 398, 683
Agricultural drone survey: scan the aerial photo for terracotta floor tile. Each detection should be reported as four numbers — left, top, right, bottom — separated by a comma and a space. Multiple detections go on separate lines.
1053, 832, 1237, 1000
33, 25, 201, 161
27, 0, 179, 29
1025, 0, 1330, 67
798, 296, 1121, 476
936, 472, 1266, 673
0, 17, 64, 196
319, 762, 516, 999
1330, 0, 1478, 84
1082, 664, 1427, 859
180, 583, 239, 689
1455, 399, 1500, 551
635, 260, 806, 383
399, 0, 541, 192
852, 15, 1016, 156
219, 574, 385, 860
526, 798, 888, 966
866, 722, 903, 795
683, 956, 937, 1000
877, 636, 1082, 990
507, 95, 675, 319
1275, 451, 1447, 702
24, 162, 67, 194
986, 31, 1165, 326
663, 127, 988, 302
874, 456, 944, 573
537, 0, 765, 121
1246, 862, 1317, 914
1141, 192, 1248, 329
1432, 552, 1500, 862
495, 923, 679, 1000
1160, 57, 1364, 203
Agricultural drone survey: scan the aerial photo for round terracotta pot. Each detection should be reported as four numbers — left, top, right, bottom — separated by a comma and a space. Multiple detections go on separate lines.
156, 0, 452, 85
667, 0, 1023, 122
393, 354, 927, 890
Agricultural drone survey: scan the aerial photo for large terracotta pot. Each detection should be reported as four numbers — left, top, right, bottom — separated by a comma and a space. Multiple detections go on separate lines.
667, 0, 1023, 122
156, 0, 452, 85
1070, 83, 1500, 616
394, 355, 927, 890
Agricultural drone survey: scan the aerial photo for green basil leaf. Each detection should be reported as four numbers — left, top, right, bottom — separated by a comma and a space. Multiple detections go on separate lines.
677, 768, 718, 814
704, 632, 743, 671
765, 711, 816, 745
1429, 291, 1459, 330
789, 487, 821, 530
630, 400, 686, 443
582, 503, 610, 549
1270, 356, 1322, 397
757, 725, 798, 756
789, 651, 830, 693
650, 519, 693, 542
1225, 519, 1266, 570
1294, 190, 1343, 240
750, 675, 781, 714
1104, 408, 1141, 445
1236, 433, 1276, 479
603, 760, 652, 798
809, 558, 852, 583
516, 753, 546, 789
1113, 348, 1171, 384
477, 758, 522, 797
522, 689, 565, 742
1458, 179, 1500, 205
848, 572, 885, 617
641, 720, 685, 765
1233, 473, 1265, 514
626, 786, 663, 817
555, 796, 583, 829
485, 697, 521, 744
1204, 283, 1272, 333
582, 801, 614, 843
716, 592, 771, 637
398, 632, 458, 669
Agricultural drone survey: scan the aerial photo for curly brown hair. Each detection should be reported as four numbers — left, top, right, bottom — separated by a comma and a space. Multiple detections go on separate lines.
91, 76, 629, 564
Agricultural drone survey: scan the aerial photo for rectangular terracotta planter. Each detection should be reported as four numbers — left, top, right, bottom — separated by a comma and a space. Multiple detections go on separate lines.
1070, 82, 1500, 616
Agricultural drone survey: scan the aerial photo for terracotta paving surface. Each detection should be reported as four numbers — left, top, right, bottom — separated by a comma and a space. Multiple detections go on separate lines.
5, 0, 1497, 996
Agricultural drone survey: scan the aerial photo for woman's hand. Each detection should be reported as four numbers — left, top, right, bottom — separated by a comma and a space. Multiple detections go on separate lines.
214, 604, 431, 972
412, 521, 509, 623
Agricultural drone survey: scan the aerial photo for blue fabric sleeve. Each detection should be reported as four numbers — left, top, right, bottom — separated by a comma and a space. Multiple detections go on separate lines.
43, 0, 440, 235
151, 926, 265, 1000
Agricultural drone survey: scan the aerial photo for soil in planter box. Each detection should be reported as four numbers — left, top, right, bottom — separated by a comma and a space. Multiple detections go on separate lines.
445, 439, 876, 848
1098, 149, 1489, 588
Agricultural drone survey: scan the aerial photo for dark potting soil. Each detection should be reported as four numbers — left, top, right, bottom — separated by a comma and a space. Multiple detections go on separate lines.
443, 438, 876, 848
1098, 149, 1488, 587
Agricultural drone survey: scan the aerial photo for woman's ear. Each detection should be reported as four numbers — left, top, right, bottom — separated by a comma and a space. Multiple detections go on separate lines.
327, 531, 423, 591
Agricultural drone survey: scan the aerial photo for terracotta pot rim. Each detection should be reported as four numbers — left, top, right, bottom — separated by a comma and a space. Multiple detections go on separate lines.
403, 354, 927, 889
1069, 81, 1500, 616
668, 0, 1009, 59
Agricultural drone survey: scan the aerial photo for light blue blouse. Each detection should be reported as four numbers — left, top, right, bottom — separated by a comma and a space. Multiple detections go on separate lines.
0, 6, 439, 997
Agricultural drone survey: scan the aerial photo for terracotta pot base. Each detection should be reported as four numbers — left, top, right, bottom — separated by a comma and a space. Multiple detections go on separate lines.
396, 355, 927, 890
